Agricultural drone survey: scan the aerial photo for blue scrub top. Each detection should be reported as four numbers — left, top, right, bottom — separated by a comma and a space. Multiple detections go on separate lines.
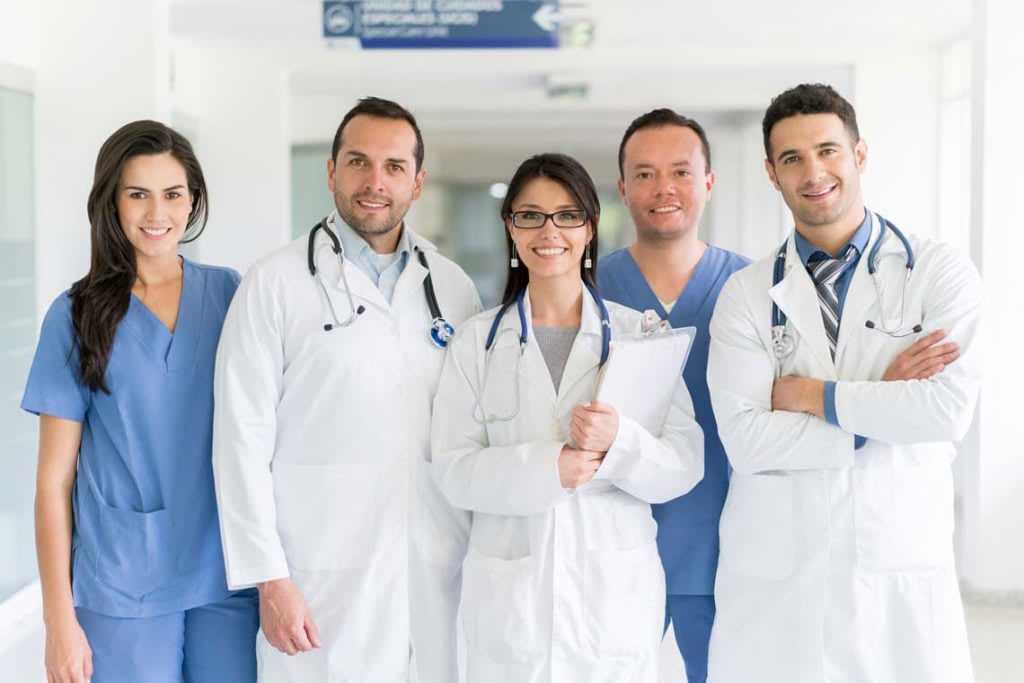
22, 259, 241, 618
599, 245, 750, 596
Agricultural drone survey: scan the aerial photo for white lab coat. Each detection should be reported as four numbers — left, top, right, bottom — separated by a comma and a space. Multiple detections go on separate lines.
706, 213, 981, 683
431, 287, 705, 683
212, 223, 481, 683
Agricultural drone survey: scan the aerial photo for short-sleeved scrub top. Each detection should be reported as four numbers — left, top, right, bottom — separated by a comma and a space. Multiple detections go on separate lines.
22, 259, 241, 618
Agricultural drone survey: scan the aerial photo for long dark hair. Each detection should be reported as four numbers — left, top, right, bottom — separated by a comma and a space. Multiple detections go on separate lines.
69, 120, 208, 393
499, 153, 601, 306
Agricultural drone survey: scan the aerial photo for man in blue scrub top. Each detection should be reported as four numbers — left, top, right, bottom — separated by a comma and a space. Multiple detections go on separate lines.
599, 109, 749, 683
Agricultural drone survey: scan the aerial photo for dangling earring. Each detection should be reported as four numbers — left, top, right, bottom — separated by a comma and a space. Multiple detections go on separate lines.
510, 242, 519, 268
584, 243, 593, 269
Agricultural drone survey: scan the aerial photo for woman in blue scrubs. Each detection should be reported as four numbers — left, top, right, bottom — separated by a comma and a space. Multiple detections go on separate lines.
23, 121, 258, 683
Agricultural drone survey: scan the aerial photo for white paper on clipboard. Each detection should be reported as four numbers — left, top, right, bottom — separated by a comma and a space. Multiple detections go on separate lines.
593, 326, 696, 435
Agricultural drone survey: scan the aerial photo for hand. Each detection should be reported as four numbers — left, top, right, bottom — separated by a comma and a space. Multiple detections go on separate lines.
557, 446, 604, 489
258, 577, 321, 656
882, 330, 959, 381
771, 376, 825, 418
570, 401, 620, 452
44, 613, 92, 683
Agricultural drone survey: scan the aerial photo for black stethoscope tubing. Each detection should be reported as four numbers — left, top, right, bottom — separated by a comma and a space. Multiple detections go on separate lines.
307, 218, 454, 346
484, 282, 612, 366
770, 213, 920, 359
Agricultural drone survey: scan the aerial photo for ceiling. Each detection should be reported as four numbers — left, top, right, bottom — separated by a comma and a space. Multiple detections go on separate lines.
168, 0, 972, 183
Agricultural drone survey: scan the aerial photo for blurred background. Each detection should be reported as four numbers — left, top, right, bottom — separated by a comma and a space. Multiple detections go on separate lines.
1, 0, 1021, 680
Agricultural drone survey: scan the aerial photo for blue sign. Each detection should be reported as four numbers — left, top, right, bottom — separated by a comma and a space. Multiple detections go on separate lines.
323, 0, 561, 49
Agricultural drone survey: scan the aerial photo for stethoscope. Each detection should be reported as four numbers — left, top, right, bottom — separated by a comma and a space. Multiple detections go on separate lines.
471, 283, 611, 424
771, 212, 921, 361
306, 217, 455, 348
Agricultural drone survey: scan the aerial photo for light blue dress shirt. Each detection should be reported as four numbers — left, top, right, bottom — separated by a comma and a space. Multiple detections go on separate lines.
793, 209, 872, 449
329, 212, 410, 304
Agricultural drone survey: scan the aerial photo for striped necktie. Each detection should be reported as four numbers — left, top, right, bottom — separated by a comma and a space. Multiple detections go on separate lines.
808, 246, 859, 360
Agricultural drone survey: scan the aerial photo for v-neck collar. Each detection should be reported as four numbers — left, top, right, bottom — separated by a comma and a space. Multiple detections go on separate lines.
491, 285, 605, 408
122, 258, 205, 373
620, 245, 723, 326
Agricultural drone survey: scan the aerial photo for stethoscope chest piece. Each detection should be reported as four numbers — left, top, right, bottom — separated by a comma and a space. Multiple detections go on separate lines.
768, 212, 918, 359
430, 318, 455, 348
771, 324, 796, 360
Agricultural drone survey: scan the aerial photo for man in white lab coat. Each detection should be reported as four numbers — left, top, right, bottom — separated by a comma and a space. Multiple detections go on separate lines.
212, 97, 481, 682
706, 83, 981, 683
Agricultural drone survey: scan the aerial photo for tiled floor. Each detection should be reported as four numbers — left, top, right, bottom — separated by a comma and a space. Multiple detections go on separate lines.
2, 601, 1022, 681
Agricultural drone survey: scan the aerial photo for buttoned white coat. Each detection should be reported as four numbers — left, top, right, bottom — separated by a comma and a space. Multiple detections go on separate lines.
431, 287, 704, 683
706, 213, 982, 683
213, 224, 480, 683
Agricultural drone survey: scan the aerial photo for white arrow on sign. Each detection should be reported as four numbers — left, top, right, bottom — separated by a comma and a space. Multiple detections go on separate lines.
532, 4, 561, 32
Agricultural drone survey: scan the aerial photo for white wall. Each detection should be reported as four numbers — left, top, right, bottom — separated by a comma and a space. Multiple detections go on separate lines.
853, 48, 941, 236
179, 42, 292, 273
704, 115, 790, 260
0, 0, 38, 73
33, 0, 172, 323
959, 0, 1024, 595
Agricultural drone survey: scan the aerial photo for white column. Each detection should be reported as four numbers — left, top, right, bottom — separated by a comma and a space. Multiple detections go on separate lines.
852, 48, 940, 237
33, 0, 170, 321
959, 0, 1024, 596
704, 116, 787, 261
0, 0, 38, 72
185, 44, 291, 274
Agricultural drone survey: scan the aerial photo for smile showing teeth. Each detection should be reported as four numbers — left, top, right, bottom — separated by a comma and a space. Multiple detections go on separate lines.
651, 206, 680, 213
357, 200, 388, 209
533, 247, 567, 256
141, 227, 171, 236
803, 186, 835, 198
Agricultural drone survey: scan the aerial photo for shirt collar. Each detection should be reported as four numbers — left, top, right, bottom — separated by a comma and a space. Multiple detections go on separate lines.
328, 210, 411, 262
794, 209, 872, 265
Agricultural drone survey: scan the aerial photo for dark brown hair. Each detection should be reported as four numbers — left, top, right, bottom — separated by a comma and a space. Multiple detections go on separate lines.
499, 153, 600, 306
618, 108, 712, 177
762, 83, 860, 161
331, 96, 424, 170
70, 120, 208, 392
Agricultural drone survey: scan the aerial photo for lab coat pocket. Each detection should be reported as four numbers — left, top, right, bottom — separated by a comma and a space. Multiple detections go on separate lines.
95, 501, 174, 598
853, 463, 954, 571
584, 541, 665, 657
273, 462, 380, 572
718, 474, 795, 580
461, 548, 543, 663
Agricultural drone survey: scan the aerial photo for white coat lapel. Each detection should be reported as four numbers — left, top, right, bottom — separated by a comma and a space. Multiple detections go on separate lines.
323, 241, 390, 313
318, 214, 390, 313
390, 247, 428, 313
556, 289, 603, 403
768, 235, 835, 377
835, 212, 901, 360
310, 231, 390, 314
504, 288, 558, 409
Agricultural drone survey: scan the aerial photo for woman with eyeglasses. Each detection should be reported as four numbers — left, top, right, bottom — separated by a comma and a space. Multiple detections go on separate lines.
22, 121, 258, 683
431, 153, 704, 682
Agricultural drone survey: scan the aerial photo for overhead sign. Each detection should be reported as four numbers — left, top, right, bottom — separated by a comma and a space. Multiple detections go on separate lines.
323, 0, 561, 49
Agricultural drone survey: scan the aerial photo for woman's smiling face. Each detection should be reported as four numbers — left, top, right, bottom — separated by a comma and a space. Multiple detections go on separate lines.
506, 176, 593, 284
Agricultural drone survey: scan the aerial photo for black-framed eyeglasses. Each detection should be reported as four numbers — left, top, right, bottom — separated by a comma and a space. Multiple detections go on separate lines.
507, 210, 588, 229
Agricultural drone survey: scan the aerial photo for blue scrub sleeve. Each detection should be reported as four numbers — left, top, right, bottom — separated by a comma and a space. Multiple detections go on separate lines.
824, 381, 866, 450
21, 295, 91, 421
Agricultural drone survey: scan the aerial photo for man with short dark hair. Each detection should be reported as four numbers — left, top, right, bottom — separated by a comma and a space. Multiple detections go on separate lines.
599, 108, 749, 683
705, 83, 980, 682
214, 97, 481, 682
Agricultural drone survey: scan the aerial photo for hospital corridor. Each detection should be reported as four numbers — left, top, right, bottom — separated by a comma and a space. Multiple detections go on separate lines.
1, 0, 1022, 681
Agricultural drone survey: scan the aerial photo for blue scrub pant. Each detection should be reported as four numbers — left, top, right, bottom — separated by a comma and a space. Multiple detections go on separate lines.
663, 593, 716, 683
76, 589, 259, 683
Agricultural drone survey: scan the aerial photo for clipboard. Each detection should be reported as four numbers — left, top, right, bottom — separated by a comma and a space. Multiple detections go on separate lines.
593, 316, 696, 436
